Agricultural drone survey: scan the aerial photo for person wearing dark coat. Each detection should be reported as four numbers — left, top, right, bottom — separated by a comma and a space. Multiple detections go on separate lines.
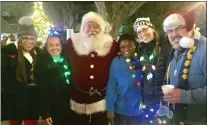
35, 29, 73, 125
133, 17, 172, 106
1, 16, 41, 125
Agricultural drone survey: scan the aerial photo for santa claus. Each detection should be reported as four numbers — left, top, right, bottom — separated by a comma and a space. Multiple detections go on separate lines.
64, 11, 118, 125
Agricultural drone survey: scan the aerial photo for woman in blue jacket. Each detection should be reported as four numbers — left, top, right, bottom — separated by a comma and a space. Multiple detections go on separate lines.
106, 34, 144, 125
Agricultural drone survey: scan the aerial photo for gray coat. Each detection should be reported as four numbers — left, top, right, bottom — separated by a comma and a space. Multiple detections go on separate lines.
169, 34, 206, 125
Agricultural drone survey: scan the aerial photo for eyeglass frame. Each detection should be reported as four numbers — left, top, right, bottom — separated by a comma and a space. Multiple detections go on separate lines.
165, 26, 186, 35
137, 26, 150, 37
22, 36, 37, 41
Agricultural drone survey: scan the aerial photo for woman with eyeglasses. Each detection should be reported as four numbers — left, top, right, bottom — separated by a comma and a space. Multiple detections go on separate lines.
1, 16, 41, 125
35, 29, 73, 125
133, 17, 171, 106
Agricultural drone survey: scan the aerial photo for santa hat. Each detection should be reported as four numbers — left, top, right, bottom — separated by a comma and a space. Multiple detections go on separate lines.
80, 11, 106, 33
133, 17, 155, 33
163, 8, 195, 32
18, 16, 37, 38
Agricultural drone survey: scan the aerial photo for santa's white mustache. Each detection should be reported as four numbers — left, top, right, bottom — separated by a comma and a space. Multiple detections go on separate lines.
88, 32, 97, 35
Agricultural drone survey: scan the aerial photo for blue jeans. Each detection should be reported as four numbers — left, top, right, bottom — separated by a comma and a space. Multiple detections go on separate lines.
113, 113, 144, 125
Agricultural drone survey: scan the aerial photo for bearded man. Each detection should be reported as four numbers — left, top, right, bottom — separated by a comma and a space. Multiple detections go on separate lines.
163, 8, 206, 125
64, 11, 118, 125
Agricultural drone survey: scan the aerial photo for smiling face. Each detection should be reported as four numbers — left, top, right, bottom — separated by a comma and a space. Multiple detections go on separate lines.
120, 40, 136, 58
47, 37, 62, 56
137, 25, 155, 43
166, 25, 188, 49
21, 35, 36, 53
84, 21, 101, 36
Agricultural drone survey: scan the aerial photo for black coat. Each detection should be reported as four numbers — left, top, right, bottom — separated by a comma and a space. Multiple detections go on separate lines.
1, 43, 41, 120
137, 39, 172, 105
35, 52, 72, 125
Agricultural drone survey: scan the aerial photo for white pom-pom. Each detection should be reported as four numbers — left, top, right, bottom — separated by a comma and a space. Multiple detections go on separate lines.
18, 16, 33, 26
179, 37, 194, 48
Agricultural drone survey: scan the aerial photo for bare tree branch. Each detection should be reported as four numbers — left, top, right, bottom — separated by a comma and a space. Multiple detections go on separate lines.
95, 1, 145, 39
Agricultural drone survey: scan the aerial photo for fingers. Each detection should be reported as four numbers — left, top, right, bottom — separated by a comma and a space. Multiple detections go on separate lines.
49, 117, 53, 124
163, 93, 177, 102
45, 117, 53, 125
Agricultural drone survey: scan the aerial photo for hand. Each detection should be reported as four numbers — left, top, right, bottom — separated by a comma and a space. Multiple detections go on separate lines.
163, 88, 181, 103
107, 111, 115, 123
45, 117, 53, 125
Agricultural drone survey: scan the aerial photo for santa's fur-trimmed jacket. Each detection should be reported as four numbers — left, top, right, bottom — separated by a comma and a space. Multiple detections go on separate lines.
63, 33, 118, 115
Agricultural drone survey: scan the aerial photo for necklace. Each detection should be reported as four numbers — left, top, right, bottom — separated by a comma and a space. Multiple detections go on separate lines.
53, 56, 72, 84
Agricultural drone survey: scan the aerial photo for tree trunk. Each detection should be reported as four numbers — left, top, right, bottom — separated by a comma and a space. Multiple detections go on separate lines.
95, 1, 145, 39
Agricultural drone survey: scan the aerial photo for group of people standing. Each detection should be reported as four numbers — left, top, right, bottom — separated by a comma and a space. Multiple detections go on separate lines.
1, 7, 206, 125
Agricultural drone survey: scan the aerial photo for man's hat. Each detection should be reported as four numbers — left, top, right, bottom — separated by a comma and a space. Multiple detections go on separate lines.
163, 8, 195, 32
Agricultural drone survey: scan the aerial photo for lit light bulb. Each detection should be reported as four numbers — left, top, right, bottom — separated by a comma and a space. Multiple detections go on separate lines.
66, 79, 70, 84
134, 53, 137, 56
149, 55, 154, 60
152, 65, 156, 70
137, 82, 141, 86
150, 108, 154, 112
142, 105, 146, 109
64, 71, 71, 77
140, 56, 144, 61
132, 74, 136, 78
129, 66, 133, 70
64, 65, 68, 69
150, 120, 153, 124
60, 58, 64, 62
126, 59, 130, 62
163, 120, 166, 124
145, 114, 148, 118
159, 120, 162, 124
147, 73, 153, 80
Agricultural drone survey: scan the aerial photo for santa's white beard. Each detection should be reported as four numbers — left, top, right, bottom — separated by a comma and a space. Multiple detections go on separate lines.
82, 33, 104, 51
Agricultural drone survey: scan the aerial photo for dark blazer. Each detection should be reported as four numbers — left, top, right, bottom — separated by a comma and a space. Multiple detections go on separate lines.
137, 38, 172, 105
1, 43, 41, 120
35, 51, 72, 125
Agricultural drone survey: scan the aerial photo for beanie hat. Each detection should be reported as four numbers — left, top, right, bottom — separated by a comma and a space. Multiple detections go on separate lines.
18, 16, 37, 38
163, 8, 195, 32
133, 17, 155, 33
80, 11, 106, 33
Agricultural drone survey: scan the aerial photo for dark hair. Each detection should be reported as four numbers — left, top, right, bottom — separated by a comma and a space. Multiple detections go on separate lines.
43, 29, 63, 52
43, 36, 63, 52
118, 33, 137, 49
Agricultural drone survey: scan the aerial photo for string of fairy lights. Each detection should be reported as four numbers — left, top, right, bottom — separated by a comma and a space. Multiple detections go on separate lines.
124, 53, 171, 124
53, 56, 71, 84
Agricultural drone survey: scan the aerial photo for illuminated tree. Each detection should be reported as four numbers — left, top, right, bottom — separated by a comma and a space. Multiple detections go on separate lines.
32, 2, 52, 44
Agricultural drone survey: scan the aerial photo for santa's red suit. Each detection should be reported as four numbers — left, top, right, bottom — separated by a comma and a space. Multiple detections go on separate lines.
64, 12, 118, 125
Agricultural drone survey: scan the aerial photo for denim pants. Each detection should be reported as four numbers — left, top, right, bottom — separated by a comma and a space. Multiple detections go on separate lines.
113, 113, 144, 125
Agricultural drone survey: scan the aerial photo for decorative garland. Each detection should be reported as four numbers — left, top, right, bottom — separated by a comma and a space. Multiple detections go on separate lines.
125, 53, 143, 86
182, 45, 196, 79
139, 43, 160, 81
52, 56, 71, 84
